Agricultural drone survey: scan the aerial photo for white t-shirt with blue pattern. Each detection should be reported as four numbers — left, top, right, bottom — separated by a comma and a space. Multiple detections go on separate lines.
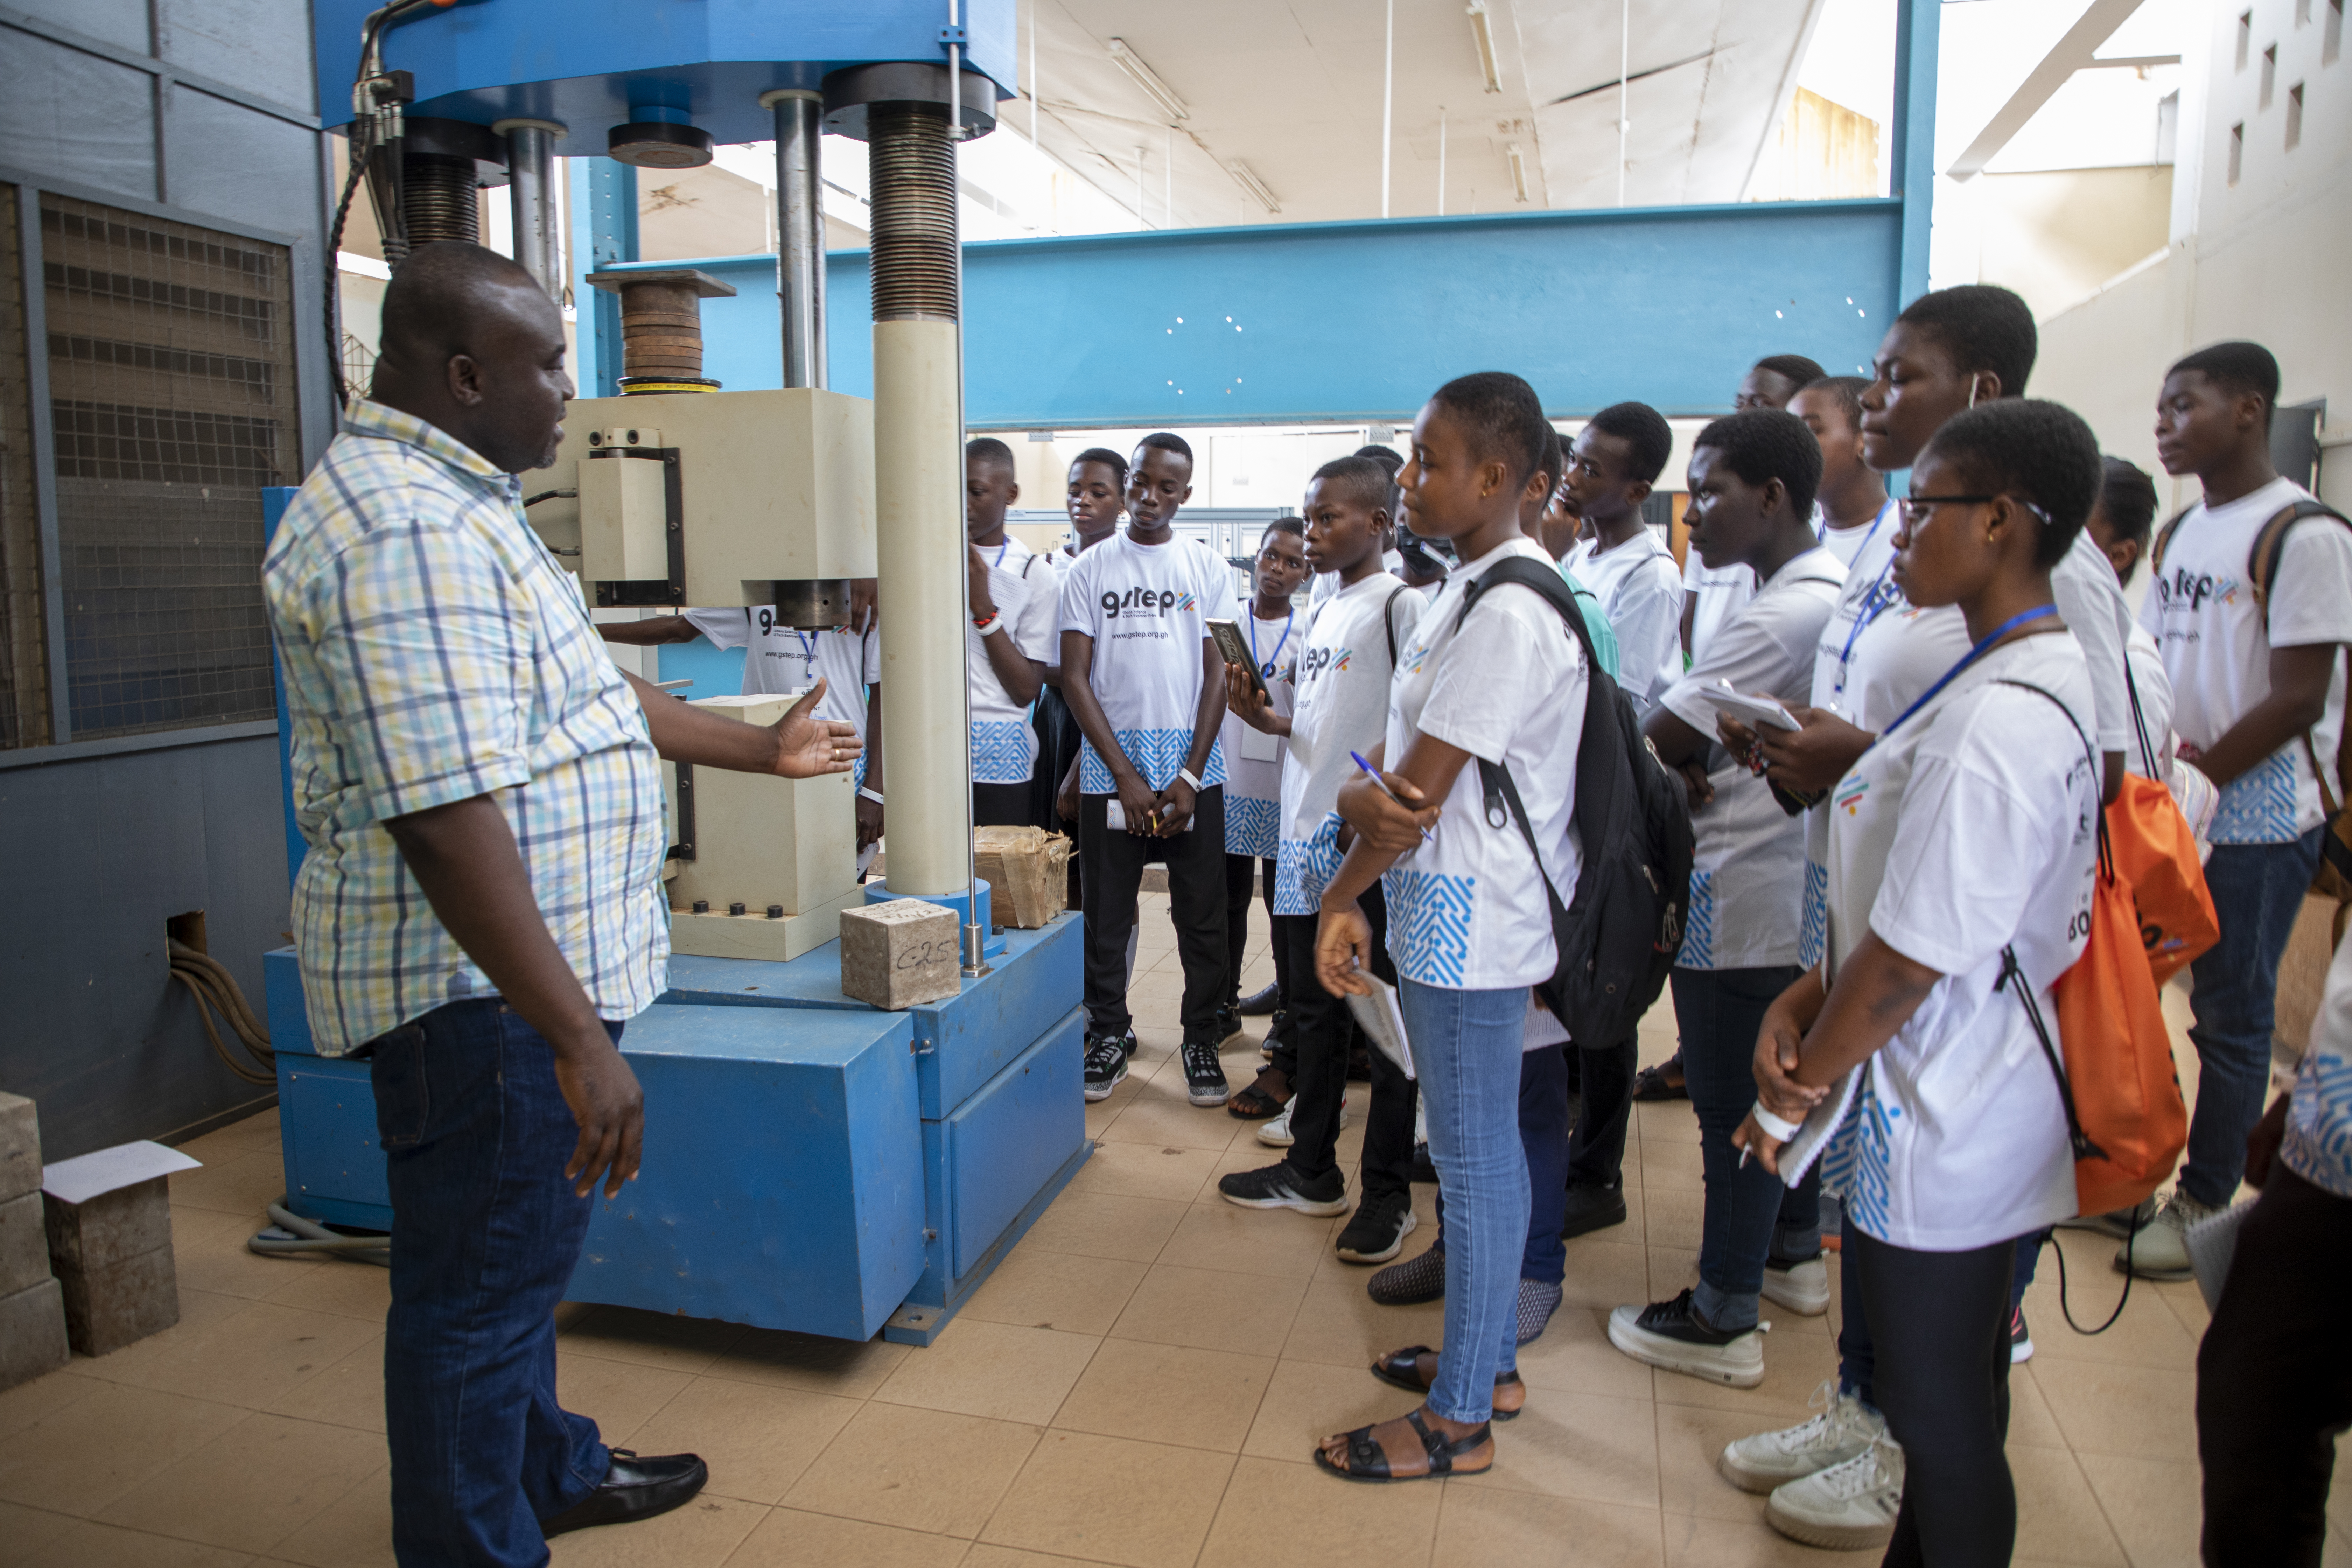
967, 536, 1059, 784
1059, 529, 1234, 793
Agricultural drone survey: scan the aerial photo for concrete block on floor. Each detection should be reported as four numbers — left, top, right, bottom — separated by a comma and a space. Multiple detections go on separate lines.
0, 1190, 51, 1297
45, 1175, 181, 1357
0, 1275, 69, 1388
839, 898, 961, 1010
44, 1175, 172, 1274
0, 1091, 38, 1205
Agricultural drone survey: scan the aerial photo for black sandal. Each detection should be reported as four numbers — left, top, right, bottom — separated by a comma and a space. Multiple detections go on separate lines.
1312, 1408, 1494, 1482
1369, 1346, 1525, 1420
1226, 1069, 1291, 1120
1632, 1059, 1689, 1102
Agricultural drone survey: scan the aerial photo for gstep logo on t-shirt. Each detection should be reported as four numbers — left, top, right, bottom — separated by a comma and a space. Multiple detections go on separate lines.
1100, 586, 1198, 617
2152, 566, 2242, 614
1297, 645, 1354, 681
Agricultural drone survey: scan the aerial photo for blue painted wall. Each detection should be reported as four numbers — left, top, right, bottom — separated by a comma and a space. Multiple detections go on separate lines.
605, 198, 1903, 428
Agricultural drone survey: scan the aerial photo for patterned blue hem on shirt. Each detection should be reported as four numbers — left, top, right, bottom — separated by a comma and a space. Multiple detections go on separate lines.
1797, 858, 1829, 970
1675, 868, 1717, 968
2284, 1048, 2352, 1199
1080, 730, 1228, 793
1827, 1068, 1898, 1241
1273, 814, 1348, 916
1226, 794, 1280, 858
1382, 866, 1477, 986
2211, 748, 2302, 844
971, 719, 1038, 785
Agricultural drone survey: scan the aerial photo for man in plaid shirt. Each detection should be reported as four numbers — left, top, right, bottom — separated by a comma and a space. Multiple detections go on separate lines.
266, 243, 857, 1566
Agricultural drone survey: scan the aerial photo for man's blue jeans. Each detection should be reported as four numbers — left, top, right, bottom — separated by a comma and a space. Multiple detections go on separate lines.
1430, 1042, 1572, 1285
2182, 828, 2323, 1208
370, 1000, 615, 1567
1397, 978, 1529, 1425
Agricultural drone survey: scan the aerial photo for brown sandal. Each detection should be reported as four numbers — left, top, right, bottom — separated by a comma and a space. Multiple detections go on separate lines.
1312, 1408, 1494, 1481
1226, 1068, 1291, 1120
1370, 1345, 1526, 1420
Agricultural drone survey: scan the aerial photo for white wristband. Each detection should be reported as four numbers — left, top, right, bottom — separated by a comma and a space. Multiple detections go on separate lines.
859, 787, 885, 805
1750, 1101, 1804, 1143
1176, 766, 1203, 792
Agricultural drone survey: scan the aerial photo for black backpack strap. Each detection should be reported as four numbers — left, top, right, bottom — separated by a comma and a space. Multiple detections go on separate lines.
1383, 584, 1408, 668
1454, 555, 1604, 678
2149, 504, 2196, 579
1475, 752, 1574, 926
2121, 655, 2159, 779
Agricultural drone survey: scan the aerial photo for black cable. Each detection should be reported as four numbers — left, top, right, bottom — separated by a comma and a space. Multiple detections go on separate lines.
522, 489, 578, 507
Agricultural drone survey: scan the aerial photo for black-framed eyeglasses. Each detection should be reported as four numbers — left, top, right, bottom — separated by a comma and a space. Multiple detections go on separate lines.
1898, 493, 1996, 524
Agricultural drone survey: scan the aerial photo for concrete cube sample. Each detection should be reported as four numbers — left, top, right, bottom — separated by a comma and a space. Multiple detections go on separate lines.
44, 1175, 180, 1358
840, 899, 962, 1010
0, 1092, 38, 1205
0, 1192, 50, 1298
45, 1175, 172, 1274
0, 1278, 69, 1390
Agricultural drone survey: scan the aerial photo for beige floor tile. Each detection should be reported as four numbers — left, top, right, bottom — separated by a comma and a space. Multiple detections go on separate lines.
176, 1128, 273, 1168
1559, 1238, 1656, 1312
2161, 1284, 2212, 1339
1637, 1141, 1704, 1195
1053, 1337, 1274, 1453
262, 1262, 391, 1323
548, 1491, 767, 1567
620, 1376, 859, 1505
1654, 1404, 1774, 1524
728, 1506, 972, 1568
168, 1153, 291, 1218
0, 1499, 82, 1559
1660, 1510, 1863, 1566
1156, 1199, 1338, 1281
171, 1205, 250, 1246
1197, 1455, 1440, 1568
783, 1401, 1040, 1538
1437, 1486, 1666, 1567
1643, 1187, 1704, 1252
174, 1219, 324, 1301
2075, 1452, 2200, 1568
964, 1545, 1129, 1568
0, 1366, 101, 1443
705, 1326, 911, 1400
1646, 1246, 1701, 1303
1093, 1098, 1245, 1154
981, 1429, 1233, 1568
1514, 1307, 1662, 1401
554, 1351, 693, 1444
79, 1300, 381, 1411
1110, 1264, 1307, 1355
1062, 1141, 1224, 1204
2009, 1446, 2129, 1566
1455, 1390, 1661, 1507
1646, 1318, 1839, 1421
556, 1304, 749, 1374
2007, 1365, 2072, 1451
263, 1340, 387, 1434
0, 1379, 248, 1514
97, 1412, 383, 1553
960, 1247, 1149, 1336
268, 1466, 394, 1568
870, 1318, 1102, 1425
1240, 1356, 1428, 1463
1276, 1277, 1448, 1372
20, 1516, 260, 1568
1024, 1191, 1191, 1264
2019, 1274, 2200, 1372
2030, 1357, 2199, 1464
212, 1109, 285, 1154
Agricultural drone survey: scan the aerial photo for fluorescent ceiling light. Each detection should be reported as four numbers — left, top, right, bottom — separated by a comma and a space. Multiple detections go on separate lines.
1226, 161, 1281, 214
1108, 38, 1190, 123
1467, 4, 1503, 94
1506, 142, 1530, 202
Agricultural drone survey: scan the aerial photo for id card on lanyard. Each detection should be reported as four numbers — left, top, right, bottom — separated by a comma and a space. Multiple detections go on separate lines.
1241, 610, 1292, 762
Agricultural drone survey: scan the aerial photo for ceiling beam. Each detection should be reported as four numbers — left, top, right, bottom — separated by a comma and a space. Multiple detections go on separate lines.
1945, 0, 2147, 181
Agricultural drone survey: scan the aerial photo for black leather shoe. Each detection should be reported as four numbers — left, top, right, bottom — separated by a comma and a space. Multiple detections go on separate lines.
1561, 1180, 1628, 1239
1237, 982, 1282, 1017
541, 1449, 709, 1538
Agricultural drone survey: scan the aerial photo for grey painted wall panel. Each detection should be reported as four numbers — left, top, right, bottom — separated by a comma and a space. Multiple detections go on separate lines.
166, 84, 321, 233
0, 738, 288, 1160
9, 0, 151, 54
157, 0, 318, 115
0, 27, 157, 202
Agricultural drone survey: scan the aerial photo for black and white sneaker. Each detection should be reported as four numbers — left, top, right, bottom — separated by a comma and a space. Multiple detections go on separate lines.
1334, 1190, 1418, 1263
1218, 1162, 1350, 1215
1114, 1029, 1139, 1060
1608, 1288, 1765, 1387
1211, 1005, 1245, 1048
1082, 1035, 1129, 1101
1181, 1035, 1230, 1106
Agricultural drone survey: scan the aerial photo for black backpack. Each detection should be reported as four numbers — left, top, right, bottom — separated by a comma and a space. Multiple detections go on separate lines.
1452, 557, 1694, 1044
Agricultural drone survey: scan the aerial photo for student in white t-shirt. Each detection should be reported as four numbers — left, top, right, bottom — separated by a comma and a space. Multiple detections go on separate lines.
1219, 460, 1424, 1258
2082, 457, 2179, 782
1740, 400, 2107, 1568
1060, 433, 1239, 1108
1679, 356, 1829, 664
2131, 340, 2352, 1278
1791, 377, 1891, 570
1219, 519, 1310, 1052
961, 439, 1058, 826
1309, 373, 1586, 1482
1038, 448, 1129, 841
1561, 401, 1682, 717
1608, 410, 1845, 1389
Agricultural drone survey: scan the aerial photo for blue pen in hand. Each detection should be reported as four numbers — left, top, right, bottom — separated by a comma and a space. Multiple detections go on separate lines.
1349, 751, 1435, 842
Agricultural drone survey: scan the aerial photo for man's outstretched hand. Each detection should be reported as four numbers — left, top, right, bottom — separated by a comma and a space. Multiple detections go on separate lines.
767, 679, 863, 778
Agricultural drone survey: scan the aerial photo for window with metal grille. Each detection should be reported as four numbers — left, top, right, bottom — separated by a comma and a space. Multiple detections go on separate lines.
0, 185, 49, 749
41, 193, 296, 739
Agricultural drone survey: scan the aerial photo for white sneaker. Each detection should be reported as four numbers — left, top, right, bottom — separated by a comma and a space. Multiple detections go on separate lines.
2113, 1189, 2214, 1282
1255, 1098, 1346, 1148
1719, 1379, 1886, 1493
1606, 1290, 1766, 1388
1761, 1253, 1831, 1316
1765, 1434, 1904, 1552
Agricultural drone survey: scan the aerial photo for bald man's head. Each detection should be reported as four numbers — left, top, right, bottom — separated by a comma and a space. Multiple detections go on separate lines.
369, 241, 573, 474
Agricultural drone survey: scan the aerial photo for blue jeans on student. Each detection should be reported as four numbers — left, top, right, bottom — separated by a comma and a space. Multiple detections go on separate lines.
370, 1000, 616, 1568
1674, 964, 1806, 1334
2182, 828, 2323, 1208
1398, 978, 1530, 1424
1430, 1042, 1572, 1285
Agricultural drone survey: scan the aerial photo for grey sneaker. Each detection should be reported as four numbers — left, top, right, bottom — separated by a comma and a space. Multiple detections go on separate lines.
1761, 1252, 1831, 1316
2113, 1189, 2216, 1282
1082, 1035, 1128, 1101
1180, 1036, 1230, 1107
1766, 1434, 1905, 1551
1720, 1379, 1886, 1493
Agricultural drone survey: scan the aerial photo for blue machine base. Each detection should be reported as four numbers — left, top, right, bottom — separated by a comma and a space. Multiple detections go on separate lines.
885, 1137, 1091, 1346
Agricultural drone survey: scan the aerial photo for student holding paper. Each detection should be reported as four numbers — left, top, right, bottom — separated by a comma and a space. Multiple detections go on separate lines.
1736, 400, 2107, 1566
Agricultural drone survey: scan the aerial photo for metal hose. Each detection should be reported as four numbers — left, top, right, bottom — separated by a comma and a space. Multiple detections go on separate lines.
250, 1198, 391, 1267
169, 939, 275, 1086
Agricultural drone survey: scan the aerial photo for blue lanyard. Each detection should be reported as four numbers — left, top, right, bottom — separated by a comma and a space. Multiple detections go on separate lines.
1249, 607, 1293, 681
789, 629, 817, 668
1878, 604, 2058, 741
992, 540, 1009, 570
1828, 500, 1902, 699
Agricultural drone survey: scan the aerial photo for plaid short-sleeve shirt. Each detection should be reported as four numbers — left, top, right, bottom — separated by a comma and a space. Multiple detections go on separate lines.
264, 400, 670, 1055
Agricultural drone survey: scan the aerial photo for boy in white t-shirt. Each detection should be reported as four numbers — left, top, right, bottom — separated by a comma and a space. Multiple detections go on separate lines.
1036, 448, 1128, 843
961, 438, 1057, 826
2131, 340, 2352, 1277
1791, 377, 1891, 570
1060, 434, 1239, 1108
1219, 519, 1309, 1049
1561, 401, 1682, 718
1608, 410, 1845, 1389
1679, 356, 1828, 665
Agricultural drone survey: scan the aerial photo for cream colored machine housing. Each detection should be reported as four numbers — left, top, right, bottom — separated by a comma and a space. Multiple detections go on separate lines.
530, 386, 877, 605
667, 694, 864, 961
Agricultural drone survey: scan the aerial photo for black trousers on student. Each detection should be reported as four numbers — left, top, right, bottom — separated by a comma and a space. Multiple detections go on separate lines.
1078, 788, 1229, 1040
972, 780, 1033, 828
1225, 854, 1284, 1009
1849, 1225, 2016, 1568
1275, 884, 1403, 1188
1565, 1032, 1637, 1190
2198, 1163, 2352, 1568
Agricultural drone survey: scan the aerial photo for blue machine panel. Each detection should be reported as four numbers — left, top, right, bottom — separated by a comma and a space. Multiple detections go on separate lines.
313, 0, 1018, 153
280, 1055, 394, 1226
923, 1007, 1086, 1280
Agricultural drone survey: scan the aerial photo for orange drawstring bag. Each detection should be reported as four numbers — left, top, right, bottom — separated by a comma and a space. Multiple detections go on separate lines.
2107, 772, 2220, 985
